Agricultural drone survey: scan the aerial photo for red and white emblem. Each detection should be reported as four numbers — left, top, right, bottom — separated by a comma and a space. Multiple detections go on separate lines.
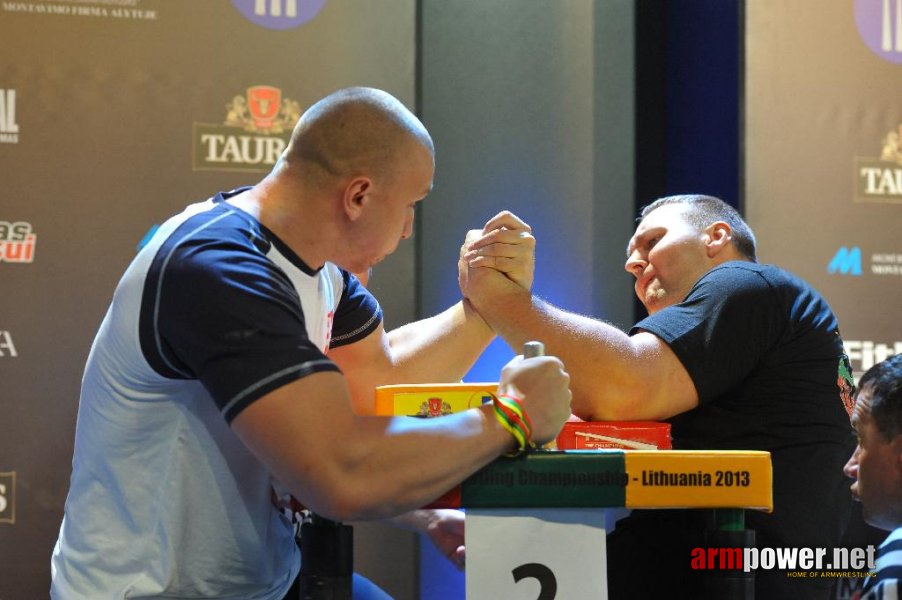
247, 85, 282, 130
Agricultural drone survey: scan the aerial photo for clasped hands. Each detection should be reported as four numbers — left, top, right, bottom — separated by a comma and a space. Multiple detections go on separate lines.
458, 210, 571, 447
458, 210, 536, 306
420, 212, 570, 572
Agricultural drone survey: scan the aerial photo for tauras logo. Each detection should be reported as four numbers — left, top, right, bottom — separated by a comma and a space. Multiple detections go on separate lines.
0, 472, 15, 524
855, 125, 902, 203
193, 85, 301, 173
0, 220, 36, 263
0, 88, 19, 144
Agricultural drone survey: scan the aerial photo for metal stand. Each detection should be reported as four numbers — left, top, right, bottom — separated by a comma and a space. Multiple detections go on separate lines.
298, 513, 354, 600
700, 509, 755, 600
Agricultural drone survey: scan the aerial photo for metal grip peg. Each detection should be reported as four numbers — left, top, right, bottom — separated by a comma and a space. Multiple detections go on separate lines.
521, 340, 554, 450
523, 341, 545, 358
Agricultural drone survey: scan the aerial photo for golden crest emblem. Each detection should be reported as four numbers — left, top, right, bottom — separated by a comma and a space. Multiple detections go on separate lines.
224, 85, 301, 134
879, 124, 902, 167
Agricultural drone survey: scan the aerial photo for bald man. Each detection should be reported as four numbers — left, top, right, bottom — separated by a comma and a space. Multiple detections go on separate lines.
50, 87, 572, 599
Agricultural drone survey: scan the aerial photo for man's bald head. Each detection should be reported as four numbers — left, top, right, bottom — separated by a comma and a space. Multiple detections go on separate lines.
282, 87, 434, 187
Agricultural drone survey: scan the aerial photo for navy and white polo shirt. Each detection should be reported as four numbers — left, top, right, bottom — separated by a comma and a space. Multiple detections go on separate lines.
52, 188, 381, 599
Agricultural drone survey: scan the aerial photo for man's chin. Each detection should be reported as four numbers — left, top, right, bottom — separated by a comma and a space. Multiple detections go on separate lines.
643, 292, 671, 314
336, 258, 378, 275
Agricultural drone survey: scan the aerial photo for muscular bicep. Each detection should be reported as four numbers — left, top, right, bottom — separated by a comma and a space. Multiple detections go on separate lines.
229, 371, 361, 515
631, 331, 699, 419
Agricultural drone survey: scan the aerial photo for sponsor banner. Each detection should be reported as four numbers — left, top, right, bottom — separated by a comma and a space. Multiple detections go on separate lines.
870, 251, 902, 275
0, 0, 416, 596
193, 85, 301, 172
231, 0, 327, 30
0, 0, 158, 21
845, 339, 902, 373
854, 0, 902, 64
0, 472, 15, 524
0, 220, 36, 263
748, 1, 901, 393
828, 247, 864, 276
0, 88, 18, 144
0, 331, 18, 357
828, 246, 902, 277
855, 125, 902, 203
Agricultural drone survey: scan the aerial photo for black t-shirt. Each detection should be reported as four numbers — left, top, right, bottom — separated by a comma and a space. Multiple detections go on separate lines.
632, 261, 855, 549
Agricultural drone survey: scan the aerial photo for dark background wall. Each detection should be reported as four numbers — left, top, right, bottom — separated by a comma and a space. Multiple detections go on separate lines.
415, 1, 742, 596
0, 1, 422, 597
0, 1, 749, 598
2, 1, 898, 599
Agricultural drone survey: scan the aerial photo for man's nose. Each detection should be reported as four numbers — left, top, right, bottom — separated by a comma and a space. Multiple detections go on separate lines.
401, 215, 414, 240
843, 447, 860, 478
625, 253, 646, 277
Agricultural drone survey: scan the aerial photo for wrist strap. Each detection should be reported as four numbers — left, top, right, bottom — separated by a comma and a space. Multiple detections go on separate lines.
492, 393, 535, 457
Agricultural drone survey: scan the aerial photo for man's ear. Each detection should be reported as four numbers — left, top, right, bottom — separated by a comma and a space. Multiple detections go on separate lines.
704, 221, 733, 258
892, 434, 902, 469
343, 177, 372, 221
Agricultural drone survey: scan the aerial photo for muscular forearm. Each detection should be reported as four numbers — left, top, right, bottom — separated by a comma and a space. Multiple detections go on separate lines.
329, 301, 495, 415
385, 300, 494, 382
470, 284, 660, 420
296, 407, 512, 521
236, 352, 572, 525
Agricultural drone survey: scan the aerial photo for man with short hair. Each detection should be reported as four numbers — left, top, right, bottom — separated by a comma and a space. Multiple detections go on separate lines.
845, 354, 902, 600
461, 194, 855, 599
50, 87, 572, 599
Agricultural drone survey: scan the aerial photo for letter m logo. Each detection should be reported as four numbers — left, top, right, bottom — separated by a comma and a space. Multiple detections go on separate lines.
828, 247, 862, 276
